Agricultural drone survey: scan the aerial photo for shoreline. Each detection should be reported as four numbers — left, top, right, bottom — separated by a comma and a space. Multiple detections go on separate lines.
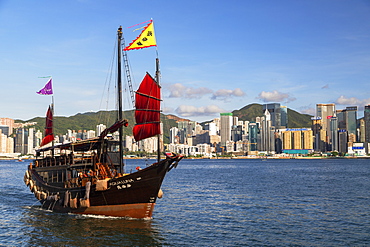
3, 156, 370, 161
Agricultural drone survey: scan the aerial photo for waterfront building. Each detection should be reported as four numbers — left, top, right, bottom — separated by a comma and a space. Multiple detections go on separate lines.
348, 142, 366, 156
365, 105, 370, 143
338, 129, 348, 154
280, 105, 288, 128
248, 122, 258, 152
302, 130, 313, 150
0, 126, 10, 136
27, 128, 36, 155
281, 128, 313, 153
96, 124, 106, 136
359, 118, 365, 143
205, 122, 218, 136
329, 115, 338, 152
345, 106, 357, 141
0, 130, 7, 153
261, 110, 275, 153
231, 125, 243, 142
220, 113, 233, 146
14, 128, 28, 154
316, 103, 336, 151
263, 103, 281, 128
336, 106, 358, 149
87, 130, 96, 139
282, 131, 292, 150
0, 118, 14, 135
170, 127, 179, 144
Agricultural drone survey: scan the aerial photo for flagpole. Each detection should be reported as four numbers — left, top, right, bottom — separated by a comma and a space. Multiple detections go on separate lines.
51, 95, 55, 157
155, 55, 160, 163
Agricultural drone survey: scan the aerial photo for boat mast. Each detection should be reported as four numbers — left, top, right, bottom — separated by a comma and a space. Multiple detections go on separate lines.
155, 57, 160, 162
117, 26, 124, 173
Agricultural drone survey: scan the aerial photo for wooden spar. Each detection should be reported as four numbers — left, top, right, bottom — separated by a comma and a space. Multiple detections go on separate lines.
117, 26, 124, 173
155, 58, 160, 162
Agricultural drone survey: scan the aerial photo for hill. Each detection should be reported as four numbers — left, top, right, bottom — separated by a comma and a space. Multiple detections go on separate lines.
231, 103, 312, 128
16, 104, 313, 142
16, 110, 178, 143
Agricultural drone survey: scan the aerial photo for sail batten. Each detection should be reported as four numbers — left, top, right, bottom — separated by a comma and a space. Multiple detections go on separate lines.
133, 73, 161, 142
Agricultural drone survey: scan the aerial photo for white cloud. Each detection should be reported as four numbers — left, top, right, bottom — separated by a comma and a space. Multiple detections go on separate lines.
299, 107, 315, 116
168, 83, 212, 99
211, 88, 246, 100
167, 83, 245, 101
175, 105, 224, 117
257, 90, 296, 103
335, 95, 366, 105
335, 96, 370, 112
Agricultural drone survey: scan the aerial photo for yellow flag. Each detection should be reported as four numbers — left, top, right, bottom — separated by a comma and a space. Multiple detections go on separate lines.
124, 21, 157, 51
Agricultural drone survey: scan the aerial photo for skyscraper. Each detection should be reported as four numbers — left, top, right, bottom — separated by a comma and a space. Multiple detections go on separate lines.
220, 113, 233, 146
280, 105, 288, 128
248, 122, 258, 151
263, 103, 281, 128
316, 103, 336, 151
364, 105, 370, 153
345, 106, 357, 143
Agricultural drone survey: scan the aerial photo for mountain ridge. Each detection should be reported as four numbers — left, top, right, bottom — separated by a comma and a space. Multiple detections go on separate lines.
15, 104, 313, 141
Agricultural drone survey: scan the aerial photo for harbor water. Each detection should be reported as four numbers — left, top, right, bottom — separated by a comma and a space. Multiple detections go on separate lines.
0, 158, 369, 246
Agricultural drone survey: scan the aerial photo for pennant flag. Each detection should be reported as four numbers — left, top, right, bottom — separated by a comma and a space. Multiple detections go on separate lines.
37, 78, 53, 95
124, 21, 157, 51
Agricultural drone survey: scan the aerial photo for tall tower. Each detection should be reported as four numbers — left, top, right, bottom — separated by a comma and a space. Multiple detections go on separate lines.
220, 113, 233, 146
248, 122, 258, 151
261, 109, 275, 152
263, 103, 281, 128
316, 103, 336, 151
364, 105, 370, 153
280, 105, 288, 128
345, 106, 357, 143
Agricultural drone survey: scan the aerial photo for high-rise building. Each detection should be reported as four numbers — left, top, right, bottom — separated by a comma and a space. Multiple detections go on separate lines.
365, 105, 370, 144
329, 116, 338, 151
14, 128, 28, 154
345, 106, 357, 142
263, 103, 281, 128
281, 128, 313, 151
336, 106, 358, 147
0, 118, 14, 135
316, 103, 336, 151
248, 122, 258, 151
280, 105, 288, 128
220, 113, 233, 146
261, 109, 275, 152
170, 127, 179, 144
96, 124, 106, 136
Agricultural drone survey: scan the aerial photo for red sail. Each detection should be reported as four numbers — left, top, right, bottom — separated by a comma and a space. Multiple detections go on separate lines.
133, 73, 161, 142
40, 106, 54, 146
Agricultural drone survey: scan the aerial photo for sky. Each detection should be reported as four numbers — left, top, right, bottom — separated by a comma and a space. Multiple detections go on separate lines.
1, 0, 370, 123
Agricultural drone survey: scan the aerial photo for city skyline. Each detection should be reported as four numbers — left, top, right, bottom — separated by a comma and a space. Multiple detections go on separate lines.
1, 1, 370, 122
1, 100, 368, 157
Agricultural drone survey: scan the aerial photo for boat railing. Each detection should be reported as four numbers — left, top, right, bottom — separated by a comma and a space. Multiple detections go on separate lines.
35, 154, 95, 168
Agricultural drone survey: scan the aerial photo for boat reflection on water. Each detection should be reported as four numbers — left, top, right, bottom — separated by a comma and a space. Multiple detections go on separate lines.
21, 205, 163, 246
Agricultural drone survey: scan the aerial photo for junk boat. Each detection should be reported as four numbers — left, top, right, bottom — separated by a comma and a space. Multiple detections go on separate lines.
24, 22, 182, 219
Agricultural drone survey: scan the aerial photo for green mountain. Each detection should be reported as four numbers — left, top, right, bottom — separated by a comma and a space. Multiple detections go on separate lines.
231, 103, 313, 128
16, 110, 177, 143
16, 104, 313, 143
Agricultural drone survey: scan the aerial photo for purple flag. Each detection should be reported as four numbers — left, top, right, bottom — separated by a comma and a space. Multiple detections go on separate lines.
37, 78, 53, 95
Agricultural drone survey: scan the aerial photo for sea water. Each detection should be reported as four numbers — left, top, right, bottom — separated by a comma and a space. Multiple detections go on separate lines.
0, 158, 369, 246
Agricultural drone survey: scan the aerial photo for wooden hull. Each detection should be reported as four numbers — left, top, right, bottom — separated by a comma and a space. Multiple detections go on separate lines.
25, 155, 181, 219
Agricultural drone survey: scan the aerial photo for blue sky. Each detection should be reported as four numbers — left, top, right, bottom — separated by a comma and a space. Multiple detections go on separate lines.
1, 0, 370, 122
